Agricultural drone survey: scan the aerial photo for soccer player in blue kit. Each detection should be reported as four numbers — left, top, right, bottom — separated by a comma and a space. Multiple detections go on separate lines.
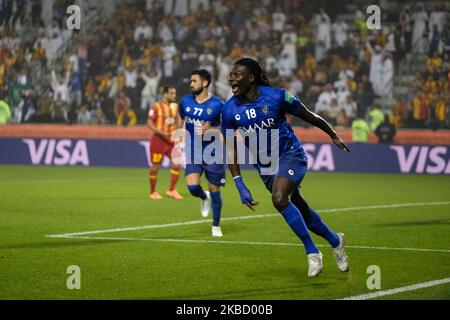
178, 69, 225, 237
222, 58, 350, 277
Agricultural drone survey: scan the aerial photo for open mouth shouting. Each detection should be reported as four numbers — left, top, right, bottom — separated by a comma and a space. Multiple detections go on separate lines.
230, 82, 239, 95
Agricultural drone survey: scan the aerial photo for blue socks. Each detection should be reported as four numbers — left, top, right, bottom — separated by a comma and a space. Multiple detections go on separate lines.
280, 202, 319, 255
306, 208, 340, 248
187, 186, 222, 227
210, 191, 222, 227
187, 185, 207, 200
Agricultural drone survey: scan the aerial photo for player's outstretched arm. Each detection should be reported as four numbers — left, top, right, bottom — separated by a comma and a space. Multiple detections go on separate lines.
297, 103, 351, 152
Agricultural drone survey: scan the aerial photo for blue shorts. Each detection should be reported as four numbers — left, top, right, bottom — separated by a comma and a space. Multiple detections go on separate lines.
185, 163, 226, 187
258, 151, 308, 192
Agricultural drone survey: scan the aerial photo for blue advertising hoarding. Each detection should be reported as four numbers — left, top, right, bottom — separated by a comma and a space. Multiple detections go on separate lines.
0, 138, 449, 175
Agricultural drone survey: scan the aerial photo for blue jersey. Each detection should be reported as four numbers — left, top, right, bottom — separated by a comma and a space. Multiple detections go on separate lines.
179, 94, 224, 164
221, 86, 307, 169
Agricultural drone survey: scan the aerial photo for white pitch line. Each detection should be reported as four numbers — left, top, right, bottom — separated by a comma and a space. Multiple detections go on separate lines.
46, 213, 275, 238
45, 235, 450, 254
45, 201, 450, 238
319, 201, 450, 212
339, 277, 450, 300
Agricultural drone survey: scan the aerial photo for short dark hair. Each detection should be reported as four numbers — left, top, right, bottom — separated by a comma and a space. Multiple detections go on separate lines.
191, 69, 211, 87
234, 58, 270, 86
163, 86, 175, 94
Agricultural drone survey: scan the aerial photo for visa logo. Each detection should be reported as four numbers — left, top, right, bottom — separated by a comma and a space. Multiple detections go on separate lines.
22, 139, 90, 166
303, 144, 335, 171
390, 146, 450, 174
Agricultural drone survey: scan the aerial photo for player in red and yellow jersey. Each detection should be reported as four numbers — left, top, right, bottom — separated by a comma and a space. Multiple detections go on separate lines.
147, 86, 183, 200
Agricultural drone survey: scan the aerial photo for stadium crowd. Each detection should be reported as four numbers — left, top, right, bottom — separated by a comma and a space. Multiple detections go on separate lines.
0, 0, 449, 131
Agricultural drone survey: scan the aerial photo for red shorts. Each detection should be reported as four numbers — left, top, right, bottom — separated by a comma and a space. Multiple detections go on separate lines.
150, 135, 174, 165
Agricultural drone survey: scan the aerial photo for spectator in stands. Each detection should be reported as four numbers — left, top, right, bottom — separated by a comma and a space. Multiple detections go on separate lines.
381, 52, 394, 99
86, 92, 104, 112
281, 24, 298, 71
334, 71, 352, 104
277, 51, 294, 77
426, 51, 443, 73
51, 69, 71, 103
70, 68, 83, 109
117, 104, 137, 127
12, 0, 26, 26
428, 4, 447, 33
353, 74, 374, 114
198, 47, 215, 81
172, 0, 189, 17
340, 94, 357, 121
392, 98, 409, 128
426, 93, 447, 130
134, 20, 153, 42
441, 26, 450, 54
354, 9, 368, 38
90, 107, 107, 125
411, 3, 428, 54
445, 98, 450, 129
326, 98, 340, 126
288, 75, 303, 97
77, 105, 92, 125
369, 106, 385, 131
32, 39, 47, 70
0, 91, 11, 124
19, 91, 36, 123
411, 90, 429, 128
351, 111, 371, 143
384, 25, 399, 61
315, 83, 337, 114
399, 5, 413, 52
314, 10, 331, 62
46, 32, 63, 66
30, 0, 43, 26
0, 0, 13, 27
123, 63, 138, 110
2, 29, 20, 52
212, 0, 228, 16
17, 18, 36, 48
36, 90, 53, 123
375, 113, 397, 143
366, 39, 384, 97
51, 92, 69, 124
297, 26, 312, 58
140, 67, 162, 112
162, 39, 177, 82
0, 1, 444, 132
336, 109, 350, 128
272, 6, 286, 33
428, 25, 443, 57
332, 16, 348, 48
114, 91, 131, 120
215, 53, 232, 100
7, 73, 30, 116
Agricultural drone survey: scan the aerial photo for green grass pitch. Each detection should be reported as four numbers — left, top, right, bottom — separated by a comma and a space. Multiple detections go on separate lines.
0, 165, 449, 300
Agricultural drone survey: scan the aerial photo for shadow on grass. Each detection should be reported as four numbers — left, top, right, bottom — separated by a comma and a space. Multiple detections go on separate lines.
375, 219, 450, 227
58, 196, 141, 201
148, 281, 338, 300
0, 233, 223, 250
0, 239, 127, 250
145, 267, 344, 300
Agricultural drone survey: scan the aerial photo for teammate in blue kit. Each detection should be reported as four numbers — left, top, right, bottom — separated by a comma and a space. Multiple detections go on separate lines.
222, 58, 350, 277
178, 69, 225, 237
